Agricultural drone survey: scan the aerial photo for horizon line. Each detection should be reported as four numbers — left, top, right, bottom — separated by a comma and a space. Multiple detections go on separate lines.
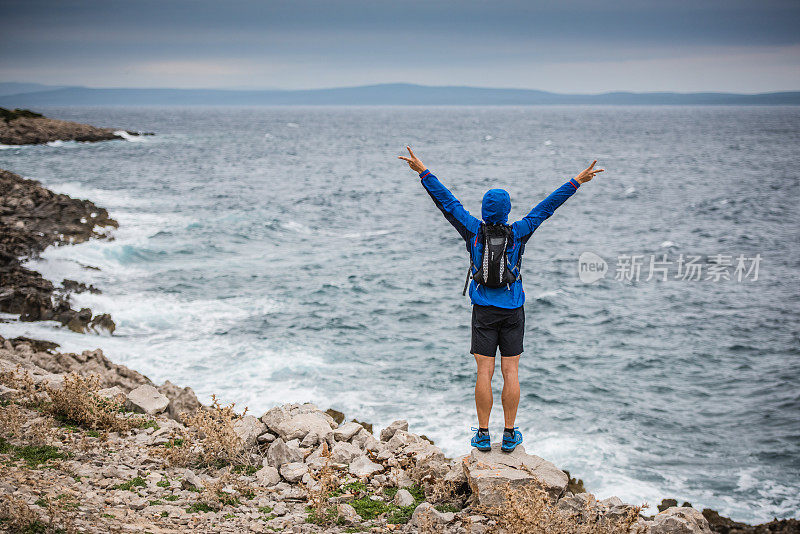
4, 81, 800, 96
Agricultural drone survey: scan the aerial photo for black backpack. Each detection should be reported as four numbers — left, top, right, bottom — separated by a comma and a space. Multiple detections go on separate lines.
463, 223, 520, 295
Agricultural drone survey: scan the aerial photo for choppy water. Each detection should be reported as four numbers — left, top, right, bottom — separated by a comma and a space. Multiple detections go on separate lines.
1, 106, 798, 522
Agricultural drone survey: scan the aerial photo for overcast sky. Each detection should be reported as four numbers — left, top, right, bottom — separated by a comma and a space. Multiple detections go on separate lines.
1, 0, 799, 93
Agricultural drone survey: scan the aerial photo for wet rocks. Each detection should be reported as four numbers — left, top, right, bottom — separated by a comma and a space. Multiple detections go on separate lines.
463, 443, 569, 507
0, 168, 118, 332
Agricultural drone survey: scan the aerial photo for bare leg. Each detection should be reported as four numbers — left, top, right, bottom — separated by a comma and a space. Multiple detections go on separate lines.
501, 355, 520, 429
474, 354, 495, 428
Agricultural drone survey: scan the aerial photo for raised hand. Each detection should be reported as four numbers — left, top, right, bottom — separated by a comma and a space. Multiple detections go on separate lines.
575, 160, 605, 184
398, 146, 427, 174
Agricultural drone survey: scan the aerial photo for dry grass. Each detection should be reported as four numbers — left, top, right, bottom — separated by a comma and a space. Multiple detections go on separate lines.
415, 506, 439, 534
305, 442, 339, 525
427, 477, 457, 504
0, 367, 144, 433
0, 365, 46, 407
161, 395, 250, 468
0, 494, 77, 534
45, 373, 140, 433
476, 481, 644, 534
0, 402, 25, 436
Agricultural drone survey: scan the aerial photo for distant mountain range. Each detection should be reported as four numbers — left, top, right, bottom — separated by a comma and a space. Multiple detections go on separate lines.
1, 82, 798, 106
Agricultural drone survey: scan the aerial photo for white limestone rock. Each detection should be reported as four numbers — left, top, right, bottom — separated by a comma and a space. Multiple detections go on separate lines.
233, 415, 268, 448
651, 507, 713, 534
463, 444, 568, 507
348, 455, 384, 478
380, 419, 409, 442
125, 384, 169, 415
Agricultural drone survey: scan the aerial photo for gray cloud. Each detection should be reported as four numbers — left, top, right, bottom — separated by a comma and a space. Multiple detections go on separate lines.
1, 0, 799, 92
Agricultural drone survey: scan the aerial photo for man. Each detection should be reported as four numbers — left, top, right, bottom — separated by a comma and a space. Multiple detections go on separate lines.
399, 146, 603, 452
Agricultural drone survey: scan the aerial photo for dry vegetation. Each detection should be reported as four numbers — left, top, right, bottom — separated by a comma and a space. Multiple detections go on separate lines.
475, 481, 644, 534
158, 394, 253, 469
305, 442, 339, 525
0, 366, 146, 433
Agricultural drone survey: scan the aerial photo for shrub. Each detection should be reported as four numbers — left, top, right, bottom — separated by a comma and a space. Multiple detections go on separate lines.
45, 373, 143, 432
163, 395, 250, 468
305, 443, 338, 525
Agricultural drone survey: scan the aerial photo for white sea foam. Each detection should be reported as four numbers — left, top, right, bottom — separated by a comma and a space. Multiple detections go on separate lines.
113, 130, 147, 142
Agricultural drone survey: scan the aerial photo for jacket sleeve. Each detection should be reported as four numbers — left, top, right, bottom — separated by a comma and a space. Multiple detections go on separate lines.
419, 169, 481, 242
513, 178, 580, 243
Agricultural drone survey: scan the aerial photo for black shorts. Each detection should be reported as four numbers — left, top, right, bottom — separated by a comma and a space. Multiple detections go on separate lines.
471, 304, 525, 357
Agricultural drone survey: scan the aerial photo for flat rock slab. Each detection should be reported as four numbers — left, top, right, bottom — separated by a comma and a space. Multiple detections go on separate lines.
463, 443, 568, 507
125, 384, 169, 415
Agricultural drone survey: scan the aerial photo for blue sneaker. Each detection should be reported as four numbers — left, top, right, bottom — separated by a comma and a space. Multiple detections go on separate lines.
470, 427, 491, 451
501, 427, 523, 452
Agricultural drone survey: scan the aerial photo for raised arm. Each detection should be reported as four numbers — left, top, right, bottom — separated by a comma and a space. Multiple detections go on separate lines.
513, 160, 604, 242
399, 146, 481, 242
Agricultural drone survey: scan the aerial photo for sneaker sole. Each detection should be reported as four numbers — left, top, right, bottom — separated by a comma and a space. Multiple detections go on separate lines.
501, 443, 519, 453
473, 444, 491, 451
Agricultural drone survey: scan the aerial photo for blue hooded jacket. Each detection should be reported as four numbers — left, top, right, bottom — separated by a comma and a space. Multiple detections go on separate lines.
420, 169, 580, 309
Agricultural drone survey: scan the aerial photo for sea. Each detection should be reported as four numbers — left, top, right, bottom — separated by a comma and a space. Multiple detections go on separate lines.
1, 106, 798, 523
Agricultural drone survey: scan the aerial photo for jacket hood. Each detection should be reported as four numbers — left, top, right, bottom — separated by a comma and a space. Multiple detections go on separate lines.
481, 188, 511, 224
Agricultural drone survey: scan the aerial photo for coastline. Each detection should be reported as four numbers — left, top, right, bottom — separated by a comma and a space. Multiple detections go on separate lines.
0, 163, 798, 532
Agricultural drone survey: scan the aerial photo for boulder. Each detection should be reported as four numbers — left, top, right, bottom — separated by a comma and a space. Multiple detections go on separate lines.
348, 455, 384, 478
182, 468, 204, 490
334, 421, 363, 442
97, 385, 125, 401
330, 442, 362, 464
125, 384, 169, 415
651, 507, 713, 534
463, 444, 568, 507
268, 410, 333, 442
233, 415, 267, 448
337, 503, 360, 525
257, 431, 277, 444
411, 502, 455, 527
351, 428, 379, 451
393, 488, 415, 507
325, 408, 345, 424
157, 380, 201, 422
300, 431, 319, 448
380, 419, 408, 442
280, 462, 309, 484
266, 438, 303, 468
256, 465, 280, 487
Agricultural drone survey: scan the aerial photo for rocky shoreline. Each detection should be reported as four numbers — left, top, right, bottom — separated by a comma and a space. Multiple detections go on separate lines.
1, 168, 117, 334
0, 173, 797, 533
0, 108, 152, 146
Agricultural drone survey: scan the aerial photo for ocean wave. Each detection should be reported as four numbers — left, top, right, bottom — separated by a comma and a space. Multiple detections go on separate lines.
113, 130, 148, 142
